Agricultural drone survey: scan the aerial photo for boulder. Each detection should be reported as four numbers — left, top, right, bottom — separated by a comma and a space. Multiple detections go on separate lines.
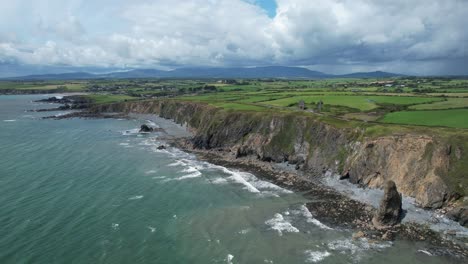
372, 180, 403, 228
139, 124, 153, 133
157, 145, 166, 150
447, 207, 468, 227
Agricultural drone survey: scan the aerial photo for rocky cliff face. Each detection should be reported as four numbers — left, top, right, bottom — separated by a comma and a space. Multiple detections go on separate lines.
94, 100, 466, 209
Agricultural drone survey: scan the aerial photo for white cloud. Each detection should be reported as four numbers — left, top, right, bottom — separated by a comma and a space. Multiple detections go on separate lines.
0, 0, 466, 74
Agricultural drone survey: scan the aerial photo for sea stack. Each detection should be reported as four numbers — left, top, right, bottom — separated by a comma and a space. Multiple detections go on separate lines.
372, 180, 403, 228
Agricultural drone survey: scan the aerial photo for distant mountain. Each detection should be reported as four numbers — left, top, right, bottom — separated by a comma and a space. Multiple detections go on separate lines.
338, 71, 404, 78
2, 67, 402, 80
6, 72, 97, 80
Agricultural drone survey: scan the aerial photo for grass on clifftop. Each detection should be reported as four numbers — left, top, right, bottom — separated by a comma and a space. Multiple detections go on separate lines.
84, 94, 138, 104
380, 109, 468, 129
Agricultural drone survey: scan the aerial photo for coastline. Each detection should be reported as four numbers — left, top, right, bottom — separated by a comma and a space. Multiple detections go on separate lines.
36, 96, 468, 259
171, 138, 468, 258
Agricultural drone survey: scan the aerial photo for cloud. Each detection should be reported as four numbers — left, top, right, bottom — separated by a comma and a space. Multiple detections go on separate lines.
0, 0, 466, 75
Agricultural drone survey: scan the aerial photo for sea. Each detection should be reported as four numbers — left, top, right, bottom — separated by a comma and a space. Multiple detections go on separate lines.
0, 94, 463, 263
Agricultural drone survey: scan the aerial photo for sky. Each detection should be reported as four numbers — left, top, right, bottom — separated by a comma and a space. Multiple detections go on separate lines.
0, 0, 467, 76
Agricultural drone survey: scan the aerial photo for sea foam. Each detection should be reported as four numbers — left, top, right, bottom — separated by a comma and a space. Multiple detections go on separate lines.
265, 213, 299, 236
304, 250, 331, 263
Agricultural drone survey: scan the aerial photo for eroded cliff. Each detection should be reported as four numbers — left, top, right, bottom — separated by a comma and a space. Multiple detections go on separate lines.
93, 99, 467, 210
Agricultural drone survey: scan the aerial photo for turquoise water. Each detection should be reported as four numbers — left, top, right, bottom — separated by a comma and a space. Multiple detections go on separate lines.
0, 95, 461, 263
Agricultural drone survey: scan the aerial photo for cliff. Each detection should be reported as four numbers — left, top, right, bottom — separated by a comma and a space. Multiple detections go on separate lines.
93, 99, 468, 210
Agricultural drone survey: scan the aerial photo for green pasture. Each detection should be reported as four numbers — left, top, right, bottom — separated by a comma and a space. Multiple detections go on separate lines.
381, 109, 468, 129
409, 98, 468, 110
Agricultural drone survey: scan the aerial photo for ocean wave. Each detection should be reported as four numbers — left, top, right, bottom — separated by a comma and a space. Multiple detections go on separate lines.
327, 238, 392, 261
297, 205, 333, 230
226, 254, 234, 264
176, 171, 202, 180
128, 195, 144, 200
304, 250, 331, 263
122, 128, 140, 136
211, 177, 228, 184
265, 213, 299, 236
168, 160, 185, 167
3, 119, 16, 122
145, 120, 158, 127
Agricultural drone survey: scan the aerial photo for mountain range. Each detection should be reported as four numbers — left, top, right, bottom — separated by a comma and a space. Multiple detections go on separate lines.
2, 66, 404, 80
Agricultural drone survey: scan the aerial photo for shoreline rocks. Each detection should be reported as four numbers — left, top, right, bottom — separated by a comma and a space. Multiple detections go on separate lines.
139, 124, 153, 133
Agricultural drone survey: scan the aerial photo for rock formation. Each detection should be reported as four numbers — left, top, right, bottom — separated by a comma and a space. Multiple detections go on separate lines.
447, 207, 468, 227
139, 124, 153, 133
372, 180, 403, 228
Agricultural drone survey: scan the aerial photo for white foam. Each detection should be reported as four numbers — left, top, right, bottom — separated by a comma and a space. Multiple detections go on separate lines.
265, 213, 299, 236
145, 120, 158, 127
3, 119, 16, 122
145, 170, 157, 174
211, 178, 228, 184
111, 223, 119, 230
54, 112, 71, 117
238, 229, 250, 235
128, 195, 144, 200
304, 250, 331, 263
297, 205, 332, 230
119, 143, 130, 146
122, 128, 140, 136
226, 254, 234, 264
417, 249, 433, 256
182, 166, 200, 173
327, 238, 392, 261
152, 176, 166, 179
176, 171, 202, 180
147, 226, 156, 233
229, 172, 261, 193
168, 160, 185, 167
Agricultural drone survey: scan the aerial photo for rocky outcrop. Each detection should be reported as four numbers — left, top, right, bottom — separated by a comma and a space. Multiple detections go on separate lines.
447, 207, 468, 227
139, 124, 153, 133
92, 100, 467, 212
372, 181, 403, 228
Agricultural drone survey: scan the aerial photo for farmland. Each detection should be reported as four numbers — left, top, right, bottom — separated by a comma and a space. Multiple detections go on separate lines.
1, 77, 468, 129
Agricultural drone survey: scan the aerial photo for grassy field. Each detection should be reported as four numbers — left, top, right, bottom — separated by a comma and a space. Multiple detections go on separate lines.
2, 77, 468, 129
381, 109, 468, 129
409, 98, 468, 110
84, 94, 138, 104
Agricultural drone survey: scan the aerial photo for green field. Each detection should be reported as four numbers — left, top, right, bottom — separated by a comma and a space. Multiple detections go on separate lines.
259, 95, 442, 111
84, 94, 138, 104
409, 98, 468, 110
381, 109, 468, 129
2, 77, 468, 129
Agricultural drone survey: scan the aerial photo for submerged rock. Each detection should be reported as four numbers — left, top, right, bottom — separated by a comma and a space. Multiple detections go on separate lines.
139, 124, 153, 133
372, 180, 403, 228
157, 145, 166, 150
